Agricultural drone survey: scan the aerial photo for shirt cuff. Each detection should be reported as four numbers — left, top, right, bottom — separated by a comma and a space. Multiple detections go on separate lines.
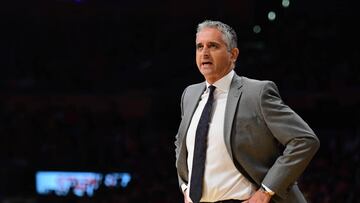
261, 184, 275, 195
181, 184, 188, 193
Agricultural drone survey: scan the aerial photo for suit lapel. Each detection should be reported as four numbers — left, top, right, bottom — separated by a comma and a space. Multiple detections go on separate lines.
182, 83, 206, 139
224, 75, 244, 159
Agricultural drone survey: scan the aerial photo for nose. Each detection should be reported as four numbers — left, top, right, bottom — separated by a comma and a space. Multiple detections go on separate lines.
201, 46, 210, 57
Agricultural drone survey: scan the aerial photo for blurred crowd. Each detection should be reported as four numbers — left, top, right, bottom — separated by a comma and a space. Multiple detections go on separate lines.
0, 93, 182, 203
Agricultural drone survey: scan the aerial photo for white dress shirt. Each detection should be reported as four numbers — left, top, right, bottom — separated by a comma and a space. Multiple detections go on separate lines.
185, 70, 257, 202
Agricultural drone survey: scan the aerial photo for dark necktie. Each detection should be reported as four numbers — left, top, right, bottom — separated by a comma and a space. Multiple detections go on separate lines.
190, 85, 216, 203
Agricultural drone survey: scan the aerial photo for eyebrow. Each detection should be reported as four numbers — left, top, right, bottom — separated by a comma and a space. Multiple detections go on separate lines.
196, 41, 222, 47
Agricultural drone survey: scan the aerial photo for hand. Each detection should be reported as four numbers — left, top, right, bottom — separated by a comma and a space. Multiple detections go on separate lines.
183, 189, 193, 203
243, 189, 271, 203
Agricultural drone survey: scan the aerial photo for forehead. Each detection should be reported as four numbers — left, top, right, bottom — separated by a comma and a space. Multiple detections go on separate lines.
196, 27, 225, 44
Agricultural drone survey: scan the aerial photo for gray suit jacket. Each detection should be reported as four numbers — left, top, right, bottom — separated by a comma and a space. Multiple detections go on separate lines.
175, 73, 320, 203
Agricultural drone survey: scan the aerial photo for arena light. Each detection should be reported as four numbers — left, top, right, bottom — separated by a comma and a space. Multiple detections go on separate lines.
267, 11, 276, 21
253, 25, 262, 34
282, 0, 290, 8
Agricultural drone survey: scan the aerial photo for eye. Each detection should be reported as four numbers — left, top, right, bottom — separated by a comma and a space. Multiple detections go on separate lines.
196, 44, 204, 50
208, 43, 219, 49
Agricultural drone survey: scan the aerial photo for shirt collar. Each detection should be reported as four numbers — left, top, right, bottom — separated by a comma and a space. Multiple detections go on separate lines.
206, 70, 234, 93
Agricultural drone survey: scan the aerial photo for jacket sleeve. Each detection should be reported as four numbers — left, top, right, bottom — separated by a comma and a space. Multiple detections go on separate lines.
259, 81, 320, 198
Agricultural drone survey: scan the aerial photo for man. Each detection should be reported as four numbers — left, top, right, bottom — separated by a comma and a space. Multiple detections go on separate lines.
175, 20, 320, 203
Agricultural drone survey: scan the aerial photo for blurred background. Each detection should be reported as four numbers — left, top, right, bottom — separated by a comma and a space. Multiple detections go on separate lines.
0, 0, 359, 202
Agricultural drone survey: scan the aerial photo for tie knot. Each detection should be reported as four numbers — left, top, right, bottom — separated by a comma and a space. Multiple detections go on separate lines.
208, 85, 216, 95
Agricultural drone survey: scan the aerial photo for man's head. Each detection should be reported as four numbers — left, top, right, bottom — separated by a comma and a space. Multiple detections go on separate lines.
195, 20, 239, 84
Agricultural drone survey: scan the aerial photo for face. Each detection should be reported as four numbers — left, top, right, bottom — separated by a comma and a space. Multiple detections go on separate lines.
196, 27, 239, 84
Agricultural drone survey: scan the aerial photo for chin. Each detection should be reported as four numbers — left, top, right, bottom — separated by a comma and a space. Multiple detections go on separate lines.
200, 67, 214, 73
200, 70, 213, 78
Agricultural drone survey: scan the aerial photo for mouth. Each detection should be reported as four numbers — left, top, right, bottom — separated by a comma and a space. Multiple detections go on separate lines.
201, 61, 213, 67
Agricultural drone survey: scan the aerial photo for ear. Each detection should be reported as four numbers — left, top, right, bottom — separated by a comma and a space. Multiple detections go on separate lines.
230, 48, 239, 62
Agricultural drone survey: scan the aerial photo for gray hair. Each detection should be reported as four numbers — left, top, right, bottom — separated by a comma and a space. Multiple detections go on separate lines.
196, 20, 238, 51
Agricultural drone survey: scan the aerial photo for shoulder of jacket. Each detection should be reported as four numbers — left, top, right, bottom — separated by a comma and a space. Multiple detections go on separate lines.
183, 82, 205, 94
186, 82, 205, 89
240, 76, 273, 86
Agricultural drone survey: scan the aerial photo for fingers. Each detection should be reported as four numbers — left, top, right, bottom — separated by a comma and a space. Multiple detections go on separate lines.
184, 190, 193, 203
